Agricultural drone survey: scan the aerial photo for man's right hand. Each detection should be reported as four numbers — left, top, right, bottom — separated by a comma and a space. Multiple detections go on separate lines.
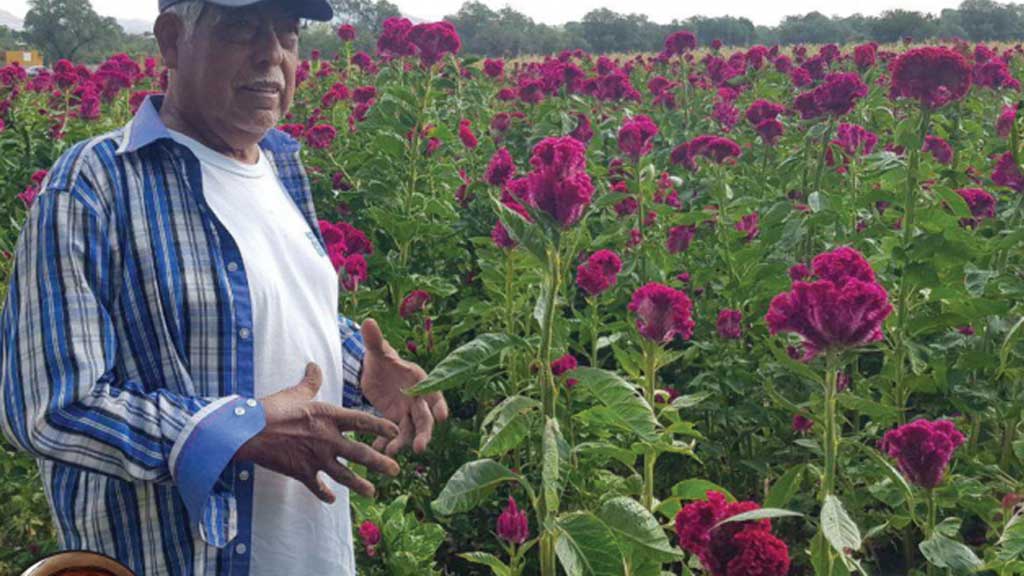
234, 363, 401, 503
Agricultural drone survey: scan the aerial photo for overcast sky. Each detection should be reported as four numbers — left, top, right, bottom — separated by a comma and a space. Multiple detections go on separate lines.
5, 0, 967, 27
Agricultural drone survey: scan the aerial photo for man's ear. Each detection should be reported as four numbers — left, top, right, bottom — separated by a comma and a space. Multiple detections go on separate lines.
154, 13, 183, 70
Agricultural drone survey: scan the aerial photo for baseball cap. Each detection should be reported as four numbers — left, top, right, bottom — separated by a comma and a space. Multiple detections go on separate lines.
159, 0, 334, 22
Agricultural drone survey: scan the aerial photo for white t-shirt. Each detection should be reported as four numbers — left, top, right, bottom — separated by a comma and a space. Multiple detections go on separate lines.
167, 130, 356, 575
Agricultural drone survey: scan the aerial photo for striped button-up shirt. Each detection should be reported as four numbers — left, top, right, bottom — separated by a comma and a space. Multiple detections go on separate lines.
0, 95, 368, 575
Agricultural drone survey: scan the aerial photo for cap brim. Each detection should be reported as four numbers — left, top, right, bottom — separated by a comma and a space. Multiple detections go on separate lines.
201, 0, 333, 21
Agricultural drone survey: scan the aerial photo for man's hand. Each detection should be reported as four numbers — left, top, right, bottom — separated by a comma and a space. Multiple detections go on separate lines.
360, 319, 449, 456
235, 363, 401, 503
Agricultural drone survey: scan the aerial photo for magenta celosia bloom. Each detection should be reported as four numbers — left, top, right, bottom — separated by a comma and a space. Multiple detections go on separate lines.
880, 419, 965, 488
993, 151, 1024, 192
792, 414, 814, 433
491, 222, 516, 249
399, 290, 431, 318
974, 58, 1020, 90
766, 247, 893, 359
789, 263, 810, 281
830, 123, 878, 164
305, 124, 337, 150
358, 520, 381, 557
922, 135, 953, 165
458, 119, 478, 149
666, 225, 697, 254
745, 100, 785, 126
337, 24, 356, 42
353, 85, 377, 104
727, 529, 791, 576
576, 249, 622, 296
570, 113, 594, 143
889, 47, 973, 109
998, 105, 1017, 138
717, 309, 742, 339
496, 496, 529, 544
550, 353, 578, 376
483, 58, 504, 78
485, 148, 516, 187
854, 43, 877, 69
955, 188, 997, 228
735, 213, 759, 241
712, 100, 740, 132
675, 491, 788, 576
618, 115, 659, 161
524, 136, 594, 228
797, 73, 869, 120
663, 30, 697, 55
672, 135, 742, 171
339, 253, 368, 292
629, 282, 695, 344
408, 21, 461, 67
756, 119, 784, 146
377, 17, 415, 58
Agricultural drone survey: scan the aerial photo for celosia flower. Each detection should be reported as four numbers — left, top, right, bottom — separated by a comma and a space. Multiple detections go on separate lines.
408, 21, 461, 67
629, 282, 695, 344
998, 105, 1017, 138
766, 247, 893, 359
955, 188, 997, 228
717, 309, 742, 340
792, 414, 814, 433
570, 113, 594, 143
854, 43, 877, 69
889, 47, 973, 109
880, 419, 965, 488
712, 100, 740, 132
491, 222, 516, 249
576, 249, 622, 296
337, 24, 356, 42
458, 119, 478, 149
377, 17, 415, 58
485, 148, 516, 187
795, 73, 868, 120
788, 263, 810, 281
992, 151, 1024, 192
745, 100, 785, 126
671, 135, 742, 171
551, 354, 578, 376
726, 529, 791, 576
305, 124, 337, 149
524, 136, 595, 228
666, 225, 697, 254
359, 520, 381, 557
618, 114, 659, 161
922, 135, 953, 165
339, 254, 368, 292
663, 30, 697, 55
483, 58, 504, 78
735, 213, 759, 241
974, 58, 1020, 90
675, 491, 788, 576
399, 290, 431, 318
756, 119, 784, 146
496, 496, 529, 544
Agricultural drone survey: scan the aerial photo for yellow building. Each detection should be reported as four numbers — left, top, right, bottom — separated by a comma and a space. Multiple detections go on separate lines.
4, 50, 44, 68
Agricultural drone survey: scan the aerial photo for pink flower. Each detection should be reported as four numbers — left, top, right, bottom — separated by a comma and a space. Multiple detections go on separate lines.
483, 58, 504, 78
377, 17, 415, 58
407, 21, 461, 67
992, 151, 1024, 192
889, 47, 973, 109
551, 354, 578, 376
671, 135, 742, 171
617, 114, 659, 161
496, 496, 529, 544
321, 82, 350, 108
717, 309, 742, 339
734, 213, 759, 241
337, 24, 356, 42
922, 135, 953, 165
788, 263, 810, 281
955, 188, 997, 222
353, 85, 377, 104
629, 282, 695, 344
745, 100, 785, 126
524, 136, 595, 228
576, 249, 622, 296
880, 419, 965, 488
399, 290, 431, 318
998, 105, 1017, 138
491, 222, 516, 249
569, 113, 594, 144
794, 73, 868, 120
974, 58, 1020, 90
663, 30, 697, 55
755, 119, 784, 146
305, 124, 337, 149
339, 254, 368, 292
666, 225, 697, 254
854, 43, 877, 69
458, 119, 478, 149
485, 148, 516, 187
766, 247, 893, 359
726, 529, 791, 576
792, 414, 814, 433
359, 520, 381, 556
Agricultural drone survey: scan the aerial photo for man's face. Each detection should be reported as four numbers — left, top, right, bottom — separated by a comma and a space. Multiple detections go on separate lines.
173, 2, 300, 146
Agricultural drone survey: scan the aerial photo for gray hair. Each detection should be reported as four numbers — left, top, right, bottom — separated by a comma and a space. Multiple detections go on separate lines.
164, 1, 208, 37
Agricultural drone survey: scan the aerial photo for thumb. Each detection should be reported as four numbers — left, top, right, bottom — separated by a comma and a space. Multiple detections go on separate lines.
292, 362, 323, 400
361, 318, 386, 354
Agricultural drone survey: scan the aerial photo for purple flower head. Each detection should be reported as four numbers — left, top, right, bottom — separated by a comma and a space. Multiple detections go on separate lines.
496, 496, 529, 544
922, 135, 953, 165
880, 419, 965, 488
576, 249, 622, 296
717, 309, 742, 340
889, 47, 973, 109
525, 136, 595, 228
629, 282, 695, 344
617, 114, 659, 161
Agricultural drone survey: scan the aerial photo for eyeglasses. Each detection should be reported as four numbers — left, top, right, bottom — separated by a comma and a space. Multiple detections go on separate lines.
208, 5, 301, 50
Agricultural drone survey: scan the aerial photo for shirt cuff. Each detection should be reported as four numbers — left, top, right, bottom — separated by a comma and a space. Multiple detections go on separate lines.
169, 395, 266, 540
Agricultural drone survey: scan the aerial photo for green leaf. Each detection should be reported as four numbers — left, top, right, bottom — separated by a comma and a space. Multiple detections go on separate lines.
919, 534, 983, 572
765, 465, 805, 509
575, 442, 637, 468
671, 479, 735, 502
821, 495, 862, 553
669, 392, 712, 410
964, 263, 998, 298
572, 367, 659, 442
479, 396, 540, 457
495, 197, 549, 264
458, 552, 511, 576
715, 508, 804, 527
432, 459, 520, 516
555, 512, 625, 576
596, 497, 684, 562
997, 511, 1024, 561
410, 333, 519, 396
542, 417, 569, 513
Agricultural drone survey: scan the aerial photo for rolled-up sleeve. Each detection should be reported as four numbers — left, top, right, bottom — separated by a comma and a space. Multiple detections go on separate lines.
338, 314, 369, 410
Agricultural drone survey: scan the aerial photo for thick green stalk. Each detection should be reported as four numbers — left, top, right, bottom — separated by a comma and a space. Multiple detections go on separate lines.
589, 298, 600, 368
539, 247, 562, 420
925, 489, 937, 576
821, 356, 840, 574
813, 120, 835, 193
633, 159, 647, 282
642, 344, 658, 510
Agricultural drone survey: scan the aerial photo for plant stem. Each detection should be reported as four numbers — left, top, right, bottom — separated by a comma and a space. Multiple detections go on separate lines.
539, 247, 562, 420
642, 343, 658, 511
926, 489, 937, 576
813, 120, 834, 193
634, 159, 646, 282
589, 298, 600, 368
821, 355, 840, 574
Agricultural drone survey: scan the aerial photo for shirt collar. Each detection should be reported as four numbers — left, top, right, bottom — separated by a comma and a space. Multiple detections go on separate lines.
116, 94, 301, 156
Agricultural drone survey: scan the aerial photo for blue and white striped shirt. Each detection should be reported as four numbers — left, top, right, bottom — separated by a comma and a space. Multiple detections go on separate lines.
0, 95, 368, 575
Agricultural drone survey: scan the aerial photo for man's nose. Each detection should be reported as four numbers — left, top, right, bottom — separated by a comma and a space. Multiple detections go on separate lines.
251, 22, 286, 68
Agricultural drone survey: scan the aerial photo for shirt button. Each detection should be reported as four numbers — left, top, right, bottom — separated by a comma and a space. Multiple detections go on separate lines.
227, 262, 239, 272
234, 407, 246, 416
238, 470, 250, 481
246, 399, 258, 408
235, 543, 247, 555
239, 327, 251, 340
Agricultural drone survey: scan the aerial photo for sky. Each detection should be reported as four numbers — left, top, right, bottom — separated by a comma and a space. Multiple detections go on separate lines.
4, 0, 968, 27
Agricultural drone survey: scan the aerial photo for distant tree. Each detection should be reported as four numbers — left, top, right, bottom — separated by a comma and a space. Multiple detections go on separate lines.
868, 10, 939, 43
327, 0, 400, 51
23, 0, 121, 63
957, 0, 1024, 40
0, 25, 23, 53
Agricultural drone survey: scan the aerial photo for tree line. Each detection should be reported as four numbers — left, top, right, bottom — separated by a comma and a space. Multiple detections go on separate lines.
5, 0, 1024, 64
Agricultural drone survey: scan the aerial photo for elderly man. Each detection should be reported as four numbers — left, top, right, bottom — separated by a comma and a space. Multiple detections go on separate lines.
0, 0, 448, 574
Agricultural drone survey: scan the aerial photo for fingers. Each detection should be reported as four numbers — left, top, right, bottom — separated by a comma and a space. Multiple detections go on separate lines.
302, 472, 336, 504
427, 392, 449, 423
386, 413, 415, 457
330, 437, 400, 477
411, 397, 434, 454
360, 318, 386, 354
294, 363, 323, 400
323, 458, 376, 499
329, 406, 400, 439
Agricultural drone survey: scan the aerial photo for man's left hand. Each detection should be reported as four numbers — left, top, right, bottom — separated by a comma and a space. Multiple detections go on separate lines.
360, 318, 449, 456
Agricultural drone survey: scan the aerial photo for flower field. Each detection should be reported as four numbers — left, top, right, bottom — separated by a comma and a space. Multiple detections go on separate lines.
3, 18, 1024, 576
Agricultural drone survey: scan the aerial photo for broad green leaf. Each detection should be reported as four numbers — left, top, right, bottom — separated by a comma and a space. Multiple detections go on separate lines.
997, 511, 1024, 561
410, 333, 519, 396
458, 552, 511, 576
716, 507, 804, 527
671, 479, 735, 502
495, 196, 548, 264
765, 465, 805, 509
555, 512, 625, 576
479, 396, 540, 457
669, 392, 712, 410
919, 534, 983, 572
575, 442, 637, 468
596, 497, 683, 562
572, 367, 659, 442
542, 417, 569, 513
850, 442, 913, 504
432, 459, 520, 516
821, 495, 862, 553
